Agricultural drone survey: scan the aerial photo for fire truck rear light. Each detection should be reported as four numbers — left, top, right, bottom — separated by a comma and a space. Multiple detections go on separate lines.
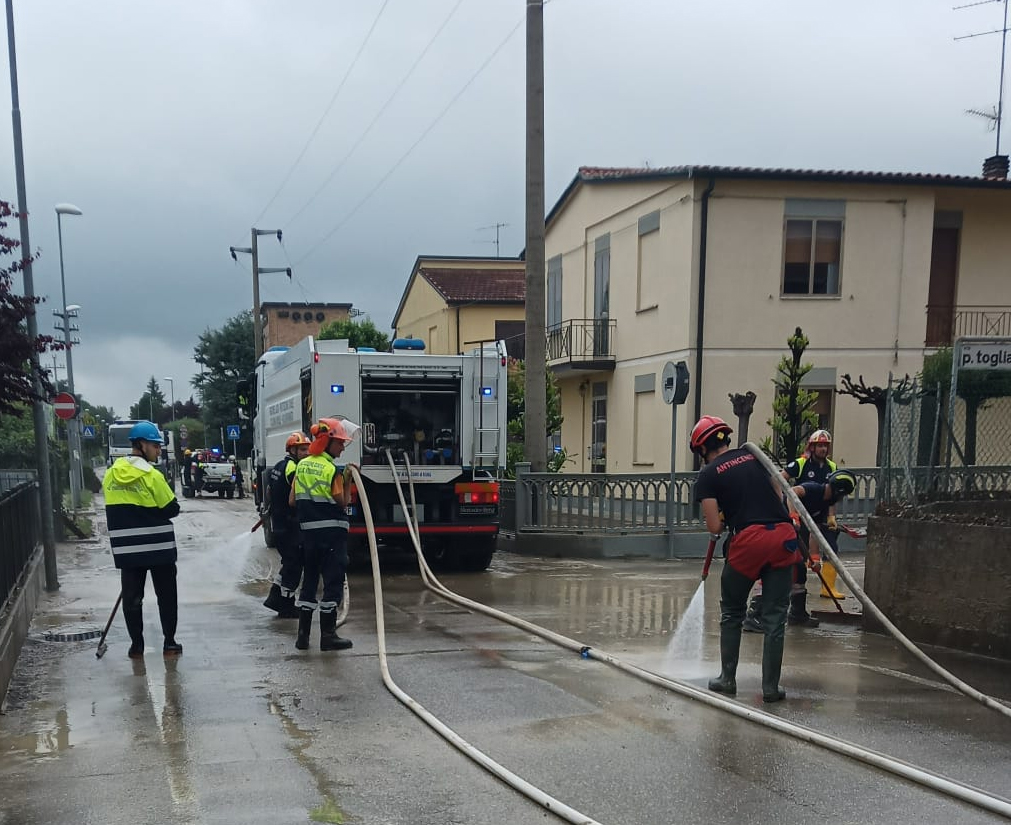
314, 352, 319, 363
455, 482, 499, 505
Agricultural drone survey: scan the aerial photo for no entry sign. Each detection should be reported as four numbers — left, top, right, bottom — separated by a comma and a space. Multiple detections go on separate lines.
53, 391, 77, 420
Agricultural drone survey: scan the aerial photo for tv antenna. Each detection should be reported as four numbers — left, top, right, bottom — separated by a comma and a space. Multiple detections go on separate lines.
955, 0, 1010, 155
475, 223, 509, 258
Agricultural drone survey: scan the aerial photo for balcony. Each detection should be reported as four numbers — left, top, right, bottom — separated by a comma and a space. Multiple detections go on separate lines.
546, 318, 617, 373
925, 305, 1011, 347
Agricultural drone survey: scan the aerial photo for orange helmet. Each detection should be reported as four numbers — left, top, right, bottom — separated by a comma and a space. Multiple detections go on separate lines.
285, 431, 310, 450
806, 429, 832, 454
690, 415, 733, 456
308, 417, 353, 455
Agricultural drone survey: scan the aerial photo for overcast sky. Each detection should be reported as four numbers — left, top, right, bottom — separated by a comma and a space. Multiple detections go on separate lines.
1, 0, 1005, 416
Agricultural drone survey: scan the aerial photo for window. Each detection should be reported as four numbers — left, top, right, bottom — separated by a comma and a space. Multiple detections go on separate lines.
782, 199, 844, 296
633, 373, 655, 465
593, 236, 610, 357
637, 211, 660, 311
546, 255, 562, 330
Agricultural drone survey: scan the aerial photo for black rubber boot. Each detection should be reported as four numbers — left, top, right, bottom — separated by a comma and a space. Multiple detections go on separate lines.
742, 594, 764, 634
761, 593, 789, 703
263, 584, 284, 612
277, 595, 301, 619
128, 638, 144, 659
163, 640, 183, 656
295, 609, 313, 651
708, 623, 741, 695
319, 610, 353, 652
787, 591, 820, 627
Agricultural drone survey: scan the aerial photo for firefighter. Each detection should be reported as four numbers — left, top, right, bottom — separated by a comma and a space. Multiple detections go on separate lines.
743, 428, 839, 632
792, 469, 857, 597
692, 415, 801, 703
102, 421, 183, 659
263, 432, 310, 618
182, 448, 193, 490
290, 417, 359, 652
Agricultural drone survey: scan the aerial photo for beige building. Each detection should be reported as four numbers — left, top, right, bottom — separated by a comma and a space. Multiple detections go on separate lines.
261, 302, 353, 351
392, 256, 526, 357
544, 163, 1011, 473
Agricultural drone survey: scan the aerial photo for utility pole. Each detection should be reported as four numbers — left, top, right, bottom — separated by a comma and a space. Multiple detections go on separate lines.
524, 0, 547, 472
6, 0, 57, 589
230, 229, 288, 360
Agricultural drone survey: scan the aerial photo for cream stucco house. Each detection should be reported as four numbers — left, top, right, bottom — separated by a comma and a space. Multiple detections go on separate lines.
544, 164, 1011, 473
392, 255, 526, 357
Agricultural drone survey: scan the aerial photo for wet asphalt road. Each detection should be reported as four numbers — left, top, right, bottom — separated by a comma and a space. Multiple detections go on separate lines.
0, 494, 1009, 824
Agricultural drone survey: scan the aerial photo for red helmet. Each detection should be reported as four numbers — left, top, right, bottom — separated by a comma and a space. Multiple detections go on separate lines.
285, 431, 310, 450
308, 417, 353, 455
806, 429, 832, 455
690, 415, 733, 456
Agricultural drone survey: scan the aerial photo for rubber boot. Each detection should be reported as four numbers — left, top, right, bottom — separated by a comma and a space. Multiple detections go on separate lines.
263, 583, 284, 612
319, 610, 353, 651
819, 562, 847, 600
761, 595, 789, 703
742, 594, 763, 634
163, 639, 183, 656
787, 591, 820, 627
707, 623, 741, 695
295, 609, 313, 651
277, 595, 301, 619
128, 637, 145, 659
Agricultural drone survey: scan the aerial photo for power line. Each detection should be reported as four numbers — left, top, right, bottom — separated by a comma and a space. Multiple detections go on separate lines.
293, 14, 525, 268
285, 0, 468, 228
243, 0, 392, 234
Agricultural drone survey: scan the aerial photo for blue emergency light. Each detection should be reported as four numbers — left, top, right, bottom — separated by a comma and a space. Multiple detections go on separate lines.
330, 384, 345, 395
481, 387, 493, 397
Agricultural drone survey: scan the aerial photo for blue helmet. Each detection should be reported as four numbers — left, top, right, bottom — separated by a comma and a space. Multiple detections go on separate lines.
129, 421, 163, 444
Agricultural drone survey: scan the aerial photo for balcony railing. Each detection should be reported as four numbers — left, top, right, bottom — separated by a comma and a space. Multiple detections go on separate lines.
546, 318, 617, 371
925, 305, 1011, 347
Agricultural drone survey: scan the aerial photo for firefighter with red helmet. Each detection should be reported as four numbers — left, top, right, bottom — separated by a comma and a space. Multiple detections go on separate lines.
289, 417, 359, 651
262, 431, 311, 618
691, 415, 801, 703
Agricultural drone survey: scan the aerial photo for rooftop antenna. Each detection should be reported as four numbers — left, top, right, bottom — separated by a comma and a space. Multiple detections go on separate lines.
475, 222, 508, 258
956, 0, 1010, 156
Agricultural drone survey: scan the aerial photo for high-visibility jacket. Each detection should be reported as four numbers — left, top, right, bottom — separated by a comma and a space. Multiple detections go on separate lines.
785, 455, 836, 484
103, 455, 180, 569
293, 453, 348, 532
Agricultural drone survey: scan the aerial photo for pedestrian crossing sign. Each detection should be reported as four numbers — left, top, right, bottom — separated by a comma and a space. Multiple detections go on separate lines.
227, 425, 241, 440
82, 425, 95, 439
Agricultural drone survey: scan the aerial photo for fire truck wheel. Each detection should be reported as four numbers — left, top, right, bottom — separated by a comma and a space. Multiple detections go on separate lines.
453, 538, 495, 572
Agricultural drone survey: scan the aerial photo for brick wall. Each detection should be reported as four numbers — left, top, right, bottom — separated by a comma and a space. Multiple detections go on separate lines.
263, 306, 349, 350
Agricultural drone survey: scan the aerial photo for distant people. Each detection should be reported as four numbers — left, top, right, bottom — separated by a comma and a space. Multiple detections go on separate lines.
193, 452, 205, 497
231, 455, 246, 499
182, 449, 193, 489
102, 421, 183, 659
691, 415, 801, 703
291, 417, 359, 652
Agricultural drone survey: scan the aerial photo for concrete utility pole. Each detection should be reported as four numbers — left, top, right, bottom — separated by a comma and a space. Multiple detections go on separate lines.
524, 0, 547, 472
230, 229, 288, 361
6, 0, 58, 589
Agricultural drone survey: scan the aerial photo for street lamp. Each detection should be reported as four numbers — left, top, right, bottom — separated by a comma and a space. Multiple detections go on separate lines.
163, 377, 175, 421
56, 203, 83, 510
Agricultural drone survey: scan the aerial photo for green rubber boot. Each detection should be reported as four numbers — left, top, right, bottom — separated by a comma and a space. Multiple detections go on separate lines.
708, 623, 741, 696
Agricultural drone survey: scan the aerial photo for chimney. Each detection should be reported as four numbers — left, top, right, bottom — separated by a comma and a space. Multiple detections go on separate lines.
982, 154, 1009, 180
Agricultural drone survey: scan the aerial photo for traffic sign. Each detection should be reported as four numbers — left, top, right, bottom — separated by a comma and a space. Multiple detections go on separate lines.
82, 425, 96, 439
226, 425, 241, 440
53, 392, 76, 420
179, 424, 188, 439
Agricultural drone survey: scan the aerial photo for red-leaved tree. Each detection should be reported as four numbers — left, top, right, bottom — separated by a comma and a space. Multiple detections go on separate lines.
0, 199, 59, 416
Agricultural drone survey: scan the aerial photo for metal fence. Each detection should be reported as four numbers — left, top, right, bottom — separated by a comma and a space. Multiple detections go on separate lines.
882, 373, 1011, 501
509, 467, 879, 533
0, 469, 37, 494
0, 481, 41, 612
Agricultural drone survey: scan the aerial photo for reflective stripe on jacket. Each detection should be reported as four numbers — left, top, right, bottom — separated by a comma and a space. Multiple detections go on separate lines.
293, 453, 348, 531
103, 456, 180, 569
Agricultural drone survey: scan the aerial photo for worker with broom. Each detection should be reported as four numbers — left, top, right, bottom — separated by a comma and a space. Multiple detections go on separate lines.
692, 415, 802, 703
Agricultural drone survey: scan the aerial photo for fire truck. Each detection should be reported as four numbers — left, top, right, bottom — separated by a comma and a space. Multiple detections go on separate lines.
107, 420, 175, 491
245, 336, 507, 570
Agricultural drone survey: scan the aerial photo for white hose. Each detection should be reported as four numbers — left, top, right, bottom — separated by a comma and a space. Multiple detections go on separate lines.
350, 463, 601, 825
744, 441, 1011, 720
382, 453, 1011, 820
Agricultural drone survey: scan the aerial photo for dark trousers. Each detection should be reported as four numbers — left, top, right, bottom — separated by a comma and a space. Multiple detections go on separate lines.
121, 564, 178, 644
274, 529, 304, 597
297, 529, 348, 614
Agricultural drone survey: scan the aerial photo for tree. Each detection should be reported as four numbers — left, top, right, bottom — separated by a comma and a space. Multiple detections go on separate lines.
317, 316, 391, 351
193, 311, 254, 456
921, 348, 1011, 466
505, 358, 567, 476
129, 376, 168, 423
764, 327, 819, 462
0, 199, 58, 415
838, 373, 912, 465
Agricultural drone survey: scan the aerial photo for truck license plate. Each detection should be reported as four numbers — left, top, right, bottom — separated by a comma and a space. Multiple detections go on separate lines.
393, 504, 424, 523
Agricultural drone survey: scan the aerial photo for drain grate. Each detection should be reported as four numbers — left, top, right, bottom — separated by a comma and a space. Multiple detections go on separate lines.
43, 629, 103, 642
